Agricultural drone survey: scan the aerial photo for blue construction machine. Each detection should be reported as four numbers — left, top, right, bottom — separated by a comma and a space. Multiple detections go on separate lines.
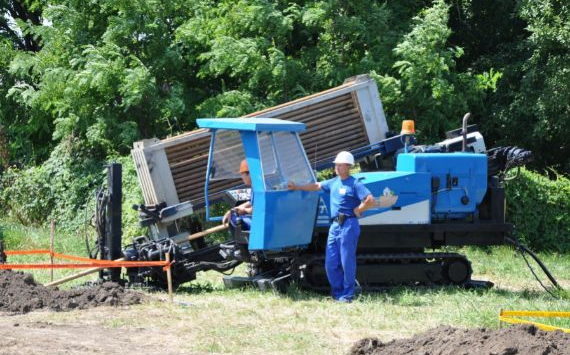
188, 116, 532, 292
93, 113, 545, 292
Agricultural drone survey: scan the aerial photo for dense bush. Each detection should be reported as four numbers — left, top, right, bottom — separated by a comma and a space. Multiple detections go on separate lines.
0, 140, 97, 227
506, 168, 570, 253
1, 0, 569, 250
0, 142, 144, 241
115, 155, 146, 240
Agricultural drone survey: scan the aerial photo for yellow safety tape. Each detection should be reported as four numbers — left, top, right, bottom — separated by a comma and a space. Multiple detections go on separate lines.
501, 310, 570, 318
499, 310, 570, 333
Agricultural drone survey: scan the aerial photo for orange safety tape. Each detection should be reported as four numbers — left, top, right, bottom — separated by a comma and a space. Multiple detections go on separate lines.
6, 250, 115, 264
2, 249, 173, 270
5, 250, 172, 264
5, 249, 52, 255
163, 260, 175, 272
0, 260, 171, 270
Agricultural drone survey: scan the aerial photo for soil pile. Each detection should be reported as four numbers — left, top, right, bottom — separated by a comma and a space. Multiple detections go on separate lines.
349, 324, 570, 355
0, 270, 143, 314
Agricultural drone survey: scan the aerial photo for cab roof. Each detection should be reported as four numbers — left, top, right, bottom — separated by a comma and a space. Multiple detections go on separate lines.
196, 117, 306, 132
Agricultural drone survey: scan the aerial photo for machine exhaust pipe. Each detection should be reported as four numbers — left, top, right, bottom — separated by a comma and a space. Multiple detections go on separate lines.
462, 112, 471, 152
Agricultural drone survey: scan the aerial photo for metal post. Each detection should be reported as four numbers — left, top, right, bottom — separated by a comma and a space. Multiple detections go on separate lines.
106, 163, 122, 282
0, 240, 6, 264
461, 112, 471, 152
50, 220, 55, 282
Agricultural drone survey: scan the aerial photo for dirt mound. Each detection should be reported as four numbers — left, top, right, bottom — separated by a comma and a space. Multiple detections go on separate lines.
0, 270, 144, 314
349, 324, 570, 355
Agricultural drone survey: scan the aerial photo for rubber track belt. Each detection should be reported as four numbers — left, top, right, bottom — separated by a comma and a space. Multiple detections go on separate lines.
294, 252, 472, 292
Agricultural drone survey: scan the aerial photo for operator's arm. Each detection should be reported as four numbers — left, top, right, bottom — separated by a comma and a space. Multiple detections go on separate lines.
288, 181, 322, 191
353, 194, 375, 218
222, 201, 253, 226
234, 201, 252, 215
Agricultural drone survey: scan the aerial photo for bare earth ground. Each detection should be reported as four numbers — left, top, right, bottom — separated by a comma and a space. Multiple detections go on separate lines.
2, 308, 569, 355
0, 270, 143, 313
348, 325, 570, 355
0, 270, 178, 355
1, 270, 570, 354
0, 314, 189, 355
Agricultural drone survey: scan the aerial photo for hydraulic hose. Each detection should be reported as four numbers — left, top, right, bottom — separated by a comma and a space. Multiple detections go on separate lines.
505, 236, 562, 295
197, 260, 242, 273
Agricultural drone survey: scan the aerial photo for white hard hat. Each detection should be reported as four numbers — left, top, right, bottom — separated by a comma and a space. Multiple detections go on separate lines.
333, 151, 355, 166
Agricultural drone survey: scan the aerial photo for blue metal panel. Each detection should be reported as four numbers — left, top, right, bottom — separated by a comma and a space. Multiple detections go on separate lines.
316, 171, 432, 226
240, 130, 319, 250
249, 190, 319, 250
197, 118, 306, 132
198, 117, 321, 250
397, 153, 487, 219
357, 171, 431, 215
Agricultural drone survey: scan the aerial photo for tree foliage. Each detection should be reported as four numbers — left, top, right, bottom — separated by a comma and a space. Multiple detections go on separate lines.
451, 0, 570, 173
0, 0, 569, 240
373, 0, 482, 143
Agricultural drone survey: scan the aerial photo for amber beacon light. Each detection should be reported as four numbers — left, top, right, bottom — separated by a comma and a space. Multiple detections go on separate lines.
401, 120, 415, 135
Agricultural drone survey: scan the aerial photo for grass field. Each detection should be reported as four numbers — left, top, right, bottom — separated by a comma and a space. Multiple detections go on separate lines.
2, 220, 570, 354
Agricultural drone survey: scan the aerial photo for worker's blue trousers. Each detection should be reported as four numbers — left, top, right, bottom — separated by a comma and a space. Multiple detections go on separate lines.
325, 218, 360, 301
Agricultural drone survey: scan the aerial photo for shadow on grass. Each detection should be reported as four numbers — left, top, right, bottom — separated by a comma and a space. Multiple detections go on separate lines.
175, 281, 224, 295
282, 282, 328, 301
279, 283, 472, 303
279, 283, 478, 303
280, 282, 569, 303
167, 282, 569, 306
490, 287, 570, 300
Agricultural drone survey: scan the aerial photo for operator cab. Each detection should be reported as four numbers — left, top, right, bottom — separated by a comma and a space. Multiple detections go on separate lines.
197, 118, 320, 252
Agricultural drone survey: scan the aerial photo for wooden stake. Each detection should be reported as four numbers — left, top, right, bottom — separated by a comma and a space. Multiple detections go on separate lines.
188, 224, 228, 241
45, 258, 125, 287
166, 252, 173, 303
50, 220, 55, 282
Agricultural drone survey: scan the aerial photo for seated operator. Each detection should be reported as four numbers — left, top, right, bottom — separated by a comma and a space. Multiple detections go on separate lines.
222, 159, 253, 231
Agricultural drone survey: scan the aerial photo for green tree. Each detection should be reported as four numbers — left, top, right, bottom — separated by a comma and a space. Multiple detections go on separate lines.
449, 0, 570, 173
499, 0, 570, 173
0, 1, 51, 165
373, 0, 483, 143
3, 0, 568, 233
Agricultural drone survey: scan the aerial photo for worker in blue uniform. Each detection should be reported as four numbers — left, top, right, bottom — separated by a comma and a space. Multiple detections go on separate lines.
223, 159, 253, 230
289, 151, 375, 302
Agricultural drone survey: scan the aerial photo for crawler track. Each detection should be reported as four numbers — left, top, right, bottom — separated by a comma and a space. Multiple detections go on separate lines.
295, 252, 473, 292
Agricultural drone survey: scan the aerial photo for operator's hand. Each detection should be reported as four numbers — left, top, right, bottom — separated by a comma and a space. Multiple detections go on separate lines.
234, 205, 246, 215
287, 181, 296, 190
222, 210, 232, 226
353, 207, 361, 218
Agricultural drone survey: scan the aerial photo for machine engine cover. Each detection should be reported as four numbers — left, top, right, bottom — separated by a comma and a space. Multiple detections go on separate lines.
397, 153, 487, 219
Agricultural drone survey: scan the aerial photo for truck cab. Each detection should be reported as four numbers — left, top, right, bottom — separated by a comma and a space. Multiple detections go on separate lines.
197, 118, 320, 251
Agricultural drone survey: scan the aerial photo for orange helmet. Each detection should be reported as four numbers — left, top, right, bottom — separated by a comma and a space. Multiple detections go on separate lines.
239, 159, 249, 173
